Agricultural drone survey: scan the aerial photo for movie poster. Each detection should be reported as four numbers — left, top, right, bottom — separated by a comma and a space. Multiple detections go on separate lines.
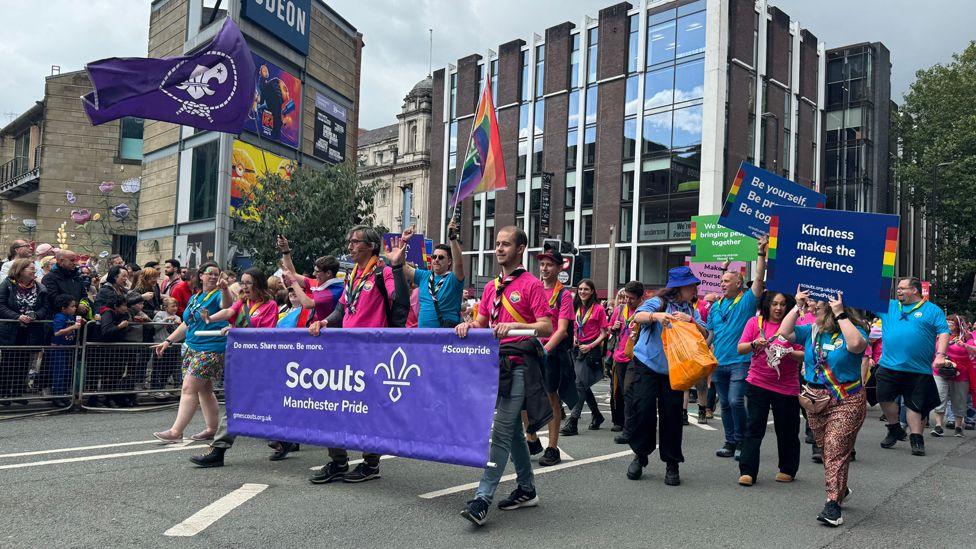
245, 53, 302, 148
230, 139, 296, 220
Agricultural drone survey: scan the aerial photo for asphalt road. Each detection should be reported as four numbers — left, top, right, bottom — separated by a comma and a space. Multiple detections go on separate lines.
2, 381, 975, 548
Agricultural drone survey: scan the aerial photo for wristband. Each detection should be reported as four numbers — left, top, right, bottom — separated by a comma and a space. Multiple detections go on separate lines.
836, 312, 850, 321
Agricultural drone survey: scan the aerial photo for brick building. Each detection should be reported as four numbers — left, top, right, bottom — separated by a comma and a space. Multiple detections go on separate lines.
136, 0, 363, 267
425, 0, 825, 296
0, 72, 143, 263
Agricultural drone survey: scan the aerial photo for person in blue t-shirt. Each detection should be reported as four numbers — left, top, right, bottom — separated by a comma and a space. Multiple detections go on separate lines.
49, 294, 82, 406
705, 236, 768, 459
391, 221, 465, 328
875, 277, 950, 456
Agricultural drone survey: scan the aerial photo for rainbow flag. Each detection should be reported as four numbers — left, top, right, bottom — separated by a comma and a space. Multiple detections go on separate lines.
451, 74, 507, 206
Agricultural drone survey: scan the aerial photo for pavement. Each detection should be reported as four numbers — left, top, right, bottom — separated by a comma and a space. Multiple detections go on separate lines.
2, 380, 976, 548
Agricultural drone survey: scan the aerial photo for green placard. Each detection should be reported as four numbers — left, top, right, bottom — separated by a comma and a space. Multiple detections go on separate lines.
690, 215, 758, 262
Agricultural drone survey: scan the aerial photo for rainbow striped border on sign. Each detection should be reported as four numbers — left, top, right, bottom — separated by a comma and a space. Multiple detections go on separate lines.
768, 216, 779, 260
881, 226, 897, 278
720, 167, 746, 218
690, 219, 697, 258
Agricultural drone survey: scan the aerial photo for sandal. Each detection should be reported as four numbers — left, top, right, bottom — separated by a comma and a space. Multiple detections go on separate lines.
190, 429, 216, 441
153, 430, 184, 443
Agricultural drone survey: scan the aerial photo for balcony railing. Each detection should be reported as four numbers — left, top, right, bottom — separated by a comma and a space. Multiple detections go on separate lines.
0, 146, 41, 196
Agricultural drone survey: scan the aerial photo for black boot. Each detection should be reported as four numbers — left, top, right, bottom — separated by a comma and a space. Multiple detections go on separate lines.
560, 416, 579, 436
190, 446, 226, 468
664, 462, 680, 486
682, 409, 689, 426
627, 453, 648, 480
614, 432, 630, 444
881, 423, 907, 449
589, 411, 605, 430
909, 433, 925, 456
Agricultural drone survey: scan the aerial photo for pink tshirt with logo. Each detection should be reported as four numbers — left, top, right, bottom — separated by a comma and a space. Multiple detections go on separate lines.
609, 306, 636, 363
478, 270, 551, 345
539, 286, 574, 346
575, 303, 608, 344
230, 299, 279, 328
339, 265, 396, 328
739, 316, 803, 396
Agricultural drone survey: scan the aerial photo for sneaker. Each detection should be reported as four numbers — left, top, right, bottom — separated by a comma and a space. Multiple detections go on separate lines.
498, 486, 539, 510
738, 474, 754, 486
189, 447, 225, 468
153, 430, 183, 444
539, 447, 561, 467
682, 410, 689, 426
560, 417, 579, 436
269, 442, 299, 461
733, 449, 742, 461
909, 434, 925, 456
461, 498, 490, 526
697, 409, 707, 424
343, 462, 381, 483
812, 445, 823, 463
775, 472, 794, 483
527, 437, 544, 455
931, 425, 944, 437
610, 424, 624, 432
309, 461, 349, 484
664, 462, 680, 486
817, 500, 843, 527
955, 427, 965, 437
627, 454, 648, 480
946, 421, 956, 429
589, 412, 605, 430
716, 442, 736, 458
880, 423, 907, 448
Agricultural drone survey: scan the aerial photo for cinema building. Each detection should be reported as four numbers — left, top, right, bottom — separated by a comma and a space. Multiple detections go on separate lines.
426, 0, 826, 294
137, 0, 362, 267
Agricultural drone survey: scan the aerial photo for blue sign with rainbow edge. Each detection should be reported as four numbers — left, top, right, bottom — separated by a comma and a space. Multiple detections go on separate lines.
719, 162, 826, 238
765, 205, 899, 313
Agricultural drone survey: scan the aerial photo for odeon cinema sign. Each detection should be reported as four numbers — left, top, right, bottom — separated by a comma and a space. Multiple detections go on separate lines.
241, 0, 311, 55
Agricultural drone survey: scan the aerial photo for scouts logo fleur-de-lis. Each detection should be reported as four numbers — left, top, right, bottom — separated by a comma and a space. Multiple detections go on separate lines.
374, 347, 421, 403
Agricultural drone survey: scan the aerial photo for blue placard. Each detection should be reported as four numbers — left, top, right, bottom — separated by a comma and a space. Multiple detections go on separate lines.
719, 162, 826, 238
383, 233, 426, 266
765, 205, 900, 313
241, 0, 311, 55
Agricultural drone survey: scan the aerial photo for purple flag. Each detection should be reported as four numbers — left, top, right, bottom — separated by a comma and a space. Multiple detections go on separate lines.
81, 18, 255, 133
224, 328, 500, 468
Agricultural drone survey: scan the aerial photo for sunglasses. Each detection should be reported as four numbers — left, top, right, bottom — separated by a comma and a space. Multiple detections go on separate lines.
430, 255, 450, 261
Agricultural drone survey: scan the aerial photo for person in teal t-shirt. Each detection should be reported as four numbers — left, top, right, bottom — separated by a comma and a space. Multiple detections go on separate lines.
390, 221, 465, 328
875, 277, 950, 456
705, 236, 768, 458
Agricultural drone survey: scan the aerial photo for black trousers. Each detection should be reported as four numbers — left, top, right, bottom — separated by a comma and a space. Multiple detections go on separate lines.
610, 360, 629, 427
623, 360, 684, 464
738, 382, 801, 478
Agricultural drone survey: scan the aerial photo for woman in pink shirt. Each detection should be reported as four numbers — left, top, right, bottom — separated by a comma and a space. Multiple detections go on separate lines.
561, 279, 608, 436
735, 291, 805, 486
932, 315, 972, 437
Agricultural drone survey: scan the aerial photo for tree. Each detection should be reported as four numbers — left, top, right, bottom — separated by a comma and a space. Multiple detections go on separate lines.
894, 41, 976, 311
230, 164, 380, 274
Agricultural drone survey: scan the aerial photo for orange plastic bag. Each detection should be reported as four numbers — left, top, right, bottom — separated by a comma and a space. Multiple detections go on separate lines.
661, 321, 717, 390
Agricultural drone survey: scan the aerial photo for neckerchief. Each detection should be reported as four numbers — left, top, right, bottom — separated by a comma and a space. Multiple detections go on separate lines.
345, 256, 378, 315
618, 304, 633, 340
427, 271, 450, 306
898, 300, 925, 321
187, 289, 219, 322
716, 292, 744, 323
576, 302, 596, 339
491, 268, 526, 325
235, 300, 264, 328
547, 281, 564, 309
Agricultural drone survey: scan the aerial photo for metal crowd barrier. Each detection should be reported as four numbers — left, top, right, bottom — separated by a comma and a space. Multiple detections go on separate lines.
0, 319, 80, 419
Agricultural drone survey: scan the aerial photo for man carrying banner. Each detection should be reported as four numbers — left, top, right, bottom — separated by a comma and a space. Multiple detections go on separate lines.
707, 236, 768, 459
875, 277, 949, 456
524, 245, 577, 467
390, 220, 464, 328
306, 225, 409, 484
455, 226, 553, 527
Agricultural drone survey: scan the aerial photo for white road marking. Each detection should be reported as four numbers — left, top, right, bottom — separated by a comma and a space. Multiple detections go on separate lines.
418, 450, 633, 499
163, 483, 268, 537
0, 441, 201, 470
536, 436, 574, 461
0, 439, 163, 459
687, 414, 718, 431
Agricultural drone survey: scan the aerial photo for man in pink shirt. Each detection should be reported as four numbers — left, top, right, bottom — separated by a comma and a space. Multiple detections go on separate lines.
455, 226, 552, 527
608, 281, 645, 438
523, 247, 576, 467
307, 225, 408, 485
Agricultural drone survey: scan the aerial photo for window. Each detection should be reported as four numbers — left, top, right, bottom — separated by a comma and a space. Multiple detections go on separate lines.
448, 121, 458, 153
564, 211, 576, 243
407, 123, 418, 152
581, 211, 594, 245
583, 126, 596, 167
585, 86, 598, 125
620, 207, 633, 243
647, 19, 676, 67
491, 59, 499, 103
643, 111, 672, 154
627, 14, 639, 73
581, 169, 595, 208
638, 199, 669, 242
486, 191, 496, 218
535, 44, 545, 98
118, 117, 144, 161
672, 105, 703, 149
637, 246, 686, 285
189, 140, 219, 221
517, 179, 526, 215
625, 75, 639, 116
520, 50, 530, 102
645, 66, 673, 110
587, 28, 598, 83
449, 73, 457, 119
621, 169, 635, 202
674, 59, 704, 103
519, 103, 530, 139
617, 248, 631, 286
565, 171, 577, 209
198, 0, 226, 31
532, 136, 544, 174
570, 34, 581, 89
675, 11, 706, 58
623, 118, 637, 161
568, 90, 580, 128
517, 140, 528, 178
534, 99, 545, 135
566, 129, 578, 170
672, 149, 701, 193
640, 156, 670, 199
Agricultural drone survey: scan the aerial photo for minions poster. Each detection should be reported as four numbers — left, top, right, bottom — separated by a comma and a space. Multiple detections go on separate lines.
231, 139, 296, 220
245, 53, 302, 148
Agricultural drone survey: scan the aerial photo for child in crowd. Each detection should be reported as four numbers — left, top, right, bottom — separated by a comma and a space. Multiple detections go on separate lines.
95, 293, 130, 407
151, 297, 183, 397
49, 294, 83, 406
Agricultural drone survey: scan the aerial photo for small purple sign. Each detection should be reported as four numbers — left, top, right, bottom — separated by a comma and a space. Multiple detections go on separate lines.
224, 328, 500, 468
383, 233, 426, 266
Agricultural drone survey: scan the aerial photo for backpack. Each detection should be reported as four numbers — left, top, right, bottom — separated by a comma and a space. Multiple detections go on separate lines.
373, 271, 409, 328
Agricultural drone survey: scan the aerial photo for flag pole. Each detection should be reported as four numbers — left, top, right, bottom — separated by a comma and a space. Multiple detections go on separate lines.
449, 73, 489, 229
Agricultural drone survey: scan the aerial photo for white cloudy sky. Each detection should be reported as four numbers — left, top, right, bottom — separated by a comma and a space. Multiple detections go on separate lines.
0, 1, 971, 130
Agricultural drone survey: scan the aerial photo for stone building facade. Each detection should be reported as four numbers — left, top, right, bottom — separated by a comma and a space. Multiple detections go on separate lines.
358, 76, 433, 233
137, 0, 363, 267
0, 71, 143, 263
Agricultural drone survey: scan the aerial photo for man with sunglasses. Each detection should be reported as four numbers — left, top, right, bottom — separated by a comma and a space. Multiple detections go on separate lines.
875, 277, 950, 456
390, 220, 465, 328
1, 240, 35, 280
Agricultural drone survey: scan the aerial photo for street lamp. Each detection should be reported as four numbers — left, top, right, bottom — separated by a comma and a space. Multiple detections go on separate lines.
761, 112, 780, 175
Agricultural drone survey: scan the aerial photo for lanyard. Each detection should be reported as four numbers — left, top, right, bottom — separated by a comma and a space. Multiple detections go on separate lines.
188, 289, 218, 320
345, 257, 378, 314
813, 331, 841, 381
898, 300, 924, 321
547, 282, 564, 308
717, 292, 743, 323
576, 302, 596, 338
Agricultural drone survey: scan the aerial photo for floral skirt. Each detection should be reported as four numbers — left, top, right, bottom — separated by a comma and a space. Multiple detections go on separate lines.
182, 348, 224, 381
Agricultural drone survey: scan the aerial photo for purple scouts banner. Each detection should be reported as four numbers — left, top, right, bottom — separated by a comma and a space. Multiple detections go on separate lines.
224, 328, 500, 468
81, 19, 255, 133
